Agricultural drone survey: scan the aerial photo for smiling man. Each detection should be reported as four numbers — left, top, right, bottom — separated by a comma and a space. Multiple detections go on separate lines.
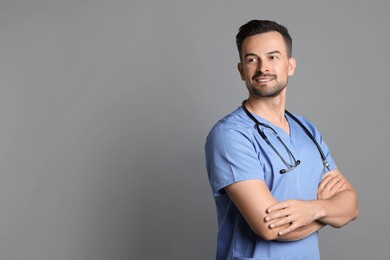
205, 20, 359, 260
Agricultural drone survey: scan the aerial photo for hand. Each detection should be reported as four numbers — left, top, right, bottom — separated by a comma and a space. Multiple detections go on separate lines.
265, 200, 320, 236
317, 173, 346, 200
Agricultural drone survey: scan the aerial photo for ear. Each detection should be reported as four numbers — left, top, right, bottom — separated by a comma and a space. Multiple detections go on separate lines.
237, 62, 245, 80
288, 57, 296, 76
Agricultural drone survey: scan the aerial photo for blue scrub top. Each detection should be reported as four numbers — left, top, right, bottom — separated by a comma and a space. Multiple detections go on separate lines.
205, 107, 337, 260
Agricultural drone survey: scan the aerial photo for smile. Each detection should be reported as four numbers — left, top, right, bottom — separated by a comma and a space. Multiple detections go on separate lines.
254, 77, 275, 83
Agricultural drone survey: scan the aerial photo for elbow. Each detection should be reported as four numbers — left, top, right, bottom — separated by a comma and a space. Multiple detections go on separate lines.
331, 206, 360, 229
347, 194, 360, 223
257, 232, 278, 241
259, 232, 277, 241
252, 226, 278, 241
351, 205, 360, 222
349, 191, 360, 221
336, 191, 360, 228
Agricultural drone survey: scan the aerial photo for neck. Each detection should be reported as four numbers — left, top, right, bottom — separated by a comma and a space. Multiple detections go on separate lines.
245, 94, 289, 132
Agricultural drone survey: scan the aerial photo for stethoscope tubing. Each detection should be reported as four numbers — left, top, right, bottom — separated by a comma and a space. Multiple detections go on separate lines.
241, 100, 331, 172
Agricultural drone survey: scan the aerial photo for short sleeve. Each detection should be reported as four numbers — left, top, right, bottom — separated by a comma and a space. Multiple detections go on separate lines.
296, 116, 337, 173
205, 124, 264, 196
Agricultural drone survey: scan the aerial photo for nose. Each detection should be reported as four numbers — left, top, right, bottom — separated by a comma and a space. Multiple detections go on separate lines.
257, 60, 269, 74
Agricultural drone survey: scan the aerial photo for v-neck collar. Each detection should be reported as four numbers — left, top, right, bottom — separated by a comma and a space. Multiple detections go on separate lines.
246, 110, 291, 136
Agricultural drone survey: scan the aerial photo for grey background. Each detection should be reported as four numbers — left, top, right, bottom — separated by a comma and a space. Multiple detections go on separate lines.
0, 0, 388, 259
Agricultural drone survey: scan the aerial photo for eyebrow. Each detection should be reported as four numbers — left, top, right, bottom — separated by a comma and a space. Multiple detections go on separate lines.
244, 50, 282, 58
244, 53, 258, 58
267, 50, 281, 55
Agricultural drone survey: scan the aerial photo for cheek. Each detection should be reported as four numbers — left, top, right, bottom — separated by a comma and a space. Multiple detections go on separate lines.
279, 66, 292, 77
240, 68, 251, 81
245, 73, 254, 83
245, 67, 256, 78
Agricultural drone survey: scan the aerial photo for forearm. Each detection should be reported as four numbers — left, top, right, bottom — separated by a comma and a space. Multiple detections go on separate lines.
277, 187, 358, 240
265, 191, 357, 237
276, 221, 326, 241
317, 189, 359, 227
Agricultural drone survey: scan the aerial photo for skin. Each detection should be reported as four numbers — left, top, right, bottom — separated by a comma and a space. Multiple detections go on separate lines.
225, 31, 359, 241
237, 32, 296, 131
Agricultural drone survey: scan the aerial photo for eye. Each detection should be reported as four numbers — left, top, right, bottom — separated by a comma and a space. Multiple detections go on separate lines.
245, 57, 258, 64
269, 55, 279, 60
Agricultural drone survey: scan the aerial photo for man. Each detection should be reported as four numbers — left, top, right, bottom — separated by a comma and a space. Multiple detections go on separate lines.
205, 20, 358, 260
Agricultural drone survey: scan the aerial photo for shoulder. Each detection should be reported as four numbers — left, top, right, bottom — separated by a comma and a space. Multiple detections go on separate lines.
287, 111, 319, 134
206, 107, 255, 144
287, 111, 330, 147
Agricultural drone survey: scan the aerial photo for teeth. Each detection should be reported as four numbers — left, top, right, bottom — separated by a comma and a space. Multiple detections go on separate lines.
256, 78, 273, 83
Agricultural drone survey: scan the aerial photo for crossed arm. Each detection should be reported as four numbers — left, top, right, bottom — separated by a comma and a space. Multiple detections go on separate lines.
225, 169, 359, 241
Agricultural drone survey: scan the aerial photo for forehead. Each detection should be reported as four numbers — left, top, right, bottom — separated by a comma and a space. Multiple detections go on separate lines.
241, 31, 288, 56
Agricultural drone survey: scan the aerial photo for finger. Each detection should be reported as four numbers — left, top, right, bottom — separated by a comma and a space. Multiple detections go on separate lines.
278, 223, 298, 236
327, 179, 344, 193
321, 176, 343, 192
265, 207, 292, 222
332, 182, 346, 194
267, 201, 290, 213
330, 179, 345, 192
318, 174, 335, 191
318, 178, 342, 196
269, 216, 293, 229
322, 177, 342, 193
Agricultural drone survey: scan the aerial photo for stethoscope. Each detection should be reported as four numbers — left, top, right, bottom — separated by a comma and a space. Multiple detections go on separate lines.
241, 100, 331, 174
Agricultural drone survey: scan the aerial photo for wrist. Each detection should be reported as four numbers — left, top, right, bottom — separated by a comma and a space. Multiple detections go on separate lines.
310, 200, 327, 220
